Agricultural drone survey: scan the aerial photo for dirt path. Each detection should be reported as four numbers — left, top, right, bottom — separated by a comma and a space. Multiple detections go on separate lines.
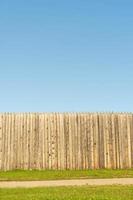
0, 178, 133, 188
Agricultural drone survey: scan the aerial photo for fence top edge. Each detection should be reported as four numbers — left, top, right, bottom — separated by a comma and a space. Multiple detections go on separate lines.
0, 112, 133, 115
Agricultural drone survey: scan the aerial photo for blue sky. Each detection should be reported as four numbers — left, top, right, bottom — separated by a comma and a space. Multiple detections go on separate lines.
0, 0, 133, 112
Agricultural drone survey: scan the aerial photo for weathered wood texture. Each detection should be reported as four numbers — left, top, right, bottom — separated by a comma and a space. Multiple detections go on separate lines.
0, 113, 133, 171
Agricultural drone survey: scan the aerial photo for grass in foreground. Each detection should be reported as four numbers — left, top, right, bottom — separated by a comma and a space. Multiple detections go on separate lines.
0, 185, 133, 200
0, 169, 133, 181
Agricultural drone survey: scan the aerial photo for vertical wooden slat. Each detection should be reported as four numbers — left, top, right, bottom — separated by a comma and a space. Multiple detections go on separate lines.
50, 113, 54, 169
47, 114, 51, 169
65, 113, 70, 169
126, 114, 131, 168
38, 113, 42, 169
105, 114, 110, 168
90, 114, 94, 169
1, 114, 4, 170
2, 114, 5, 170
77, 113, 81, 169
93, 113, 99, 169
21, 113, 23, 169
83, 113, 87, 169
25, 113, 28, 169
22, 113, 25, 169
86, 113, 91, 169
68, 113, 72, 169
130, 114, 133, 167
10, 113, 13, 170
74, 113, 78, 169
16, 113, 19, 169
0, 114, 2, 170
29, 113, 33, 169
12, 113, 16, 170
63, 113, 67, 169
102, 113, 106, 168
115, 114, 119, 169
111, 113, 116, 168
44, 113, 48, 169
108, 114, 112, 169
122, 114, 128, 168
55, 113, 59, 169
71, 113, 75, 169
19, 113, 22, 169
5, 113, 8, 171
60, 113, 65, 169
118, 114, 123, 169
41, 114, 45, 169
16, 113, 20, 169
53, 113, 57, 169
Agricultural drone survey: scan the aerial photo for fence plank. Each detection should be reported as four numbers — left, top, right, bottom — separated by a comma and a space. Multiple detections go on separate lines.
0, 114, 2, 170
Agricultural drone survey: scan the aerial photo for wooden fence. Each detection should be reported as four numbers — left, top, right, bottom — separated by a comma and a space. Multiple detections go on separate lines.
0, 113, 133, 171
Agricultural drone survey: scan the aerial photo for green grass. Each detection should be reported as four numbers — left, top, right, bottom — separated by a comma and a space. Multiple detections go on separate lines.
0, 169, 133, 181
0, 185, 133, 200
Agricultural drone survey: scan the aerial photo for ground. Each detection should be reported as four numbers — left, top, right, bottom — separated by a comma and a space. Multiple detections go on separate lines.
1, 169, 133, 181
1, 169, 133, 200
1, 185, 133, 200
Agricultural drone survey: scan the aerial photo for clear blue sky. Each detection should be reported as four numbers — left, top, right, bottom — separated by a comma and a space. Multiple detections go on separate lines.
0, 0, 133, 112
